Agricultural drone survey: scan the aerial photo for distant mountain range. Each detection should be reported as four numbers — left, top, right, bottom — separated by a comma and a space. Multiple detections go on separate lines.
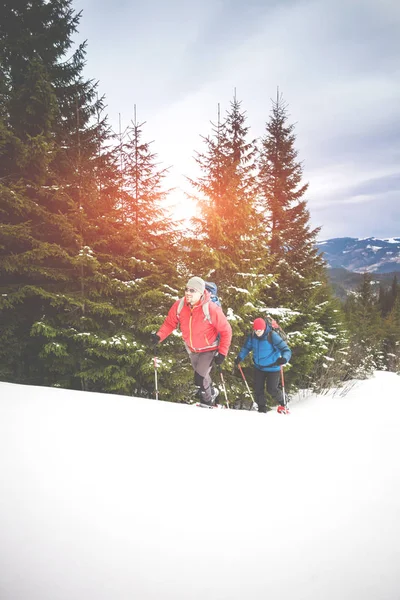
315, 237, 400, 299
317, 237, 400, 274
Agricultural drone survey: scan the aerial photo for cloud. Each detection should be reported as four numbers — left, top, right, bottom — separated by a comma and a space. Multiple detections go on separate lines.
350, 173, 400, 197
313, 189, 400, 239
72, 0, 400, 238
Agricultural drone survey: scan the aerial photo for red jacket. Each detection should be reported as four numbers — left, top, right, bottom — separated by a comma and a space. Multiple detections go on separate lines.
157, 291, 232, 355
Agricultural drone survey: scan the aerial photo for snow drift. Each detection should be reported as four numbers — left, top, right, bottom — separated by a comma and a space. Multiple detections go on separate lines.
1, 371, 400, 600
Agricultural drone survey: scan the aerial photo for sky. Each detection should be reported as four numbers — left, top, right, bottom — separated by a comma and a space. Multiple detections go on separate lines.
71, 0, 400, 240
1, 370, 400, 599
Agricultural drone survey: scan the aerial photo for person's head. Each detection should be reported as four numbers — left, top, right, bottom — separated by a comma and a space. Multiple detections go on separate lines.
253, 317, 266, 337
185, 276, 205, 306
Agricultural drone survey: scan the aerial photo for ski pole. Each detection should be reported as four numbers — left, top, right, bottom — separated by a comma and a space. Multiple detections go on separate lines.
280, 365, 287, 408
238, 364, 257, 410
153, 355, 159, 401
218, 367, 230, 409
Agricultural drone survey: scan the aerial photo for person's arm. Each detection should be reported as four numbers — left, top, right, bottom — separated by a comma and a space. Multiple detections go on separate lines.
210, 305, 232, 356
271, 331, 291, 363
156, 300, 180, 342
237, 335, 253, 363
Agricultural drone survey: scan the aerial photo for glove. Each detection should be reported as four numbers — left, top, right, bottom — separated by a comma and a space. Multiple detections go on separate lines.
234, 356, 241, 366
150, 333, 160, 349
275, 357, 287, 366
214, 352, 226, 366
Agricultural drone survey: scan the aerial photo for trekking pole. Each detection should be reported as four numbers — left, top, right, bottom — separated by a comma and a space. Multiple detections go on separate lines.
218, 367, 230, 409
280, 365, 287, 409
153, 355, 159, 401
238, 364, 257, 411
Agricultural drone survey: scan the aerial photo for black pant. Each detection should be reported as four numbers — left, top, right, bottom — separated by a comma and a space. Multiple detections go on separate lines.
189, 350, 216, 403
254, 369, 283, 412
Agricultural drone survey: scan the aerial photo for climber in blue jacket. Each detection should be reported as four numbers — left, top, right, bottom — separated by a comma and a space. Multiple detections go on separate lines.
235, 317, 291, 413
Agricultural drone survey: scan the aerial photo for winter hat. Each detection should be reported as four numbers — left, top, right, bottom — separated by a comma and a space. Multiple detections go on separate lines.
253, 317, 266, 331
186, 276, 205, 294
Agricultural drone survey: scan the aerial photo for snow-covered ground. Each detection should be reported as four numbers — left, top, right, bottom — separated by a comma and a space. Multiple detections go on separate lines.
1, 371, 400, 600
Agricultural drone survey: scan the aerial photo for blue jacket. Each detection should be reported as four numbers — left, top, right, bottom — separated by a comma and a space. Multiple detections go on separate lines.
237, 326, 291, 372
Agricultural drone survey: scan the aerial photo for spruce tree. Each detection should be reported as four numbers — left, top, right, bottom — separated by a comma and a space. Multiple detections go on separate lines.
188, 95, 261, 277
344, 273, 384, 375
0, 0, 149, 394
378, 284, 387, 316
120, 113, 171, 233
188, 97, 264, 305
391, 274, 398, 310
0, 0, 76, 383
115, 114, 188, 402
257, 92, 346, 391
258, 92, 324, 305
186, 95, 282, 403
382, 293, 400, 372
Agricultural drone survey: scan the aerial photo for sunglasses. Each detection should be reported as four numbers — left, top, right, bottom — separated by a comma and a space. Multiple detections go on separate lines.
185, 287, 200, 294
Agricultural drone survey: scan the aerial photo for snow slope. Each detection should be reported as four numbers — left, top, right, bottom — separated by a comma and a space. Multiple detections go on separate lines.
1, 371, 400, 600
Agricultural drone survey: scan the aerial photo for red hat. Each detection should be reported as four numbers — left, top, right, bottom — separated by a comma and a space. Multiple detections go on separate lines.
253, 318, 266, 331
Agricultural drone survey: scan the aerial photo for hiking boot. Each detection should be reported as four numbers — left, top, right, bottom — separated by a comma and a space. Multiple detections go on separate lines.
199, 388, 218, 406
211, 387, 219, 404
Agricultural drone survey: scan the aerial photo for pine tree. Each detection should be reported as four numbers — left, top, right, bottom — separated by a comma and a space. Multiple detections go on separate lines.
344, 273, 384, 375
114, 112, 188, 402
379, 275, 400, 372
256, 92, 345, 391
188, 100, 261, 301
120, 111, 170, 231
0, 0, 77, 383
0, 0, 150, 394
391, 274, 398, 309
188, 95, 262, 277
186, 95, 285, 403
291, 280, 349, 392
382, 296, 400, 372
378, 283, 387, 316
258, 91, 324, 306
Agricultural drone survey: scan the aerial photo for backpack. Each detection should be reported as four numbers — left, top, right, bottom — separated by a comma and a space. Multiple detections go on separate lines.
205, 282, 221, 308
265, 315, 288, 345
250, 316, 288, 346
176, 281, 221, 324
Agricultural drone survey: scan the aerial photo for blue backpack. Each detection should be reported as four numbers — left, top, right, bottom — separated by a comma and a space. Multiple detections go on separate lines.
205, 282, 221, 307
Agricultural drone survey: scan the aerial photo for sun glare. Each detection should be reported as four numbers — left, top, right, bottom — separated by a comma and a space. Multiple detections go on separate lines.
165, 188, 197, 223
